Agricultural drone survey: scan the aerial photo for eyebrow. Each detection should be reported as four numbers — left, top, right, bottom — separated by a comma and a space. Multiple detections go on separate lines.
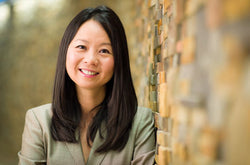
74, 39, 89, 43
74, 39, 111, 46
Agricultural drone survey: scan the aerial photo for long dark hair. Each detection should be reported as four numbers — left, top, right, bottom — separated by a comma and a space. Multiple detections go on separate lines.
51, 6, 138, 153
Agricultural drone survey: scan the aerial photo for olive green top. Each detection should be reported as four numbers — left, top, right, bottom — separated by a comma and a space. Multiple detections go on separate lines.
18, 104, 156, 165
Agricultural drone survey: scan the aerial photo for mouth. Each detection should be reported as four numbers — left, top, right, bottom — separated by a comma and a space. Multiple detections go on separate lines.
79, 69, 99, 76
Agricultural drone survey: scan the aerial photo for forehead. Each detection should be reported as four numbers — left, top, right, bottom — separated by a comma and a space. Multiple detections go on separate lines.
73, 19, 111, 43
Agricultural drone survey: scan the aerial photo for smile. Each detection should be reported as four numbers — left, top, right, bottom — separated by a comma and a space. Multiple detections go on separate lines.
79, 69, 99, 76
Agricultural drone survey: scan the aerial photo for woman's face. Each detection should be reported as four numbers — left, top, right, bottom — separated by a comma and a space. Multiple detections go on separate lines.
66, 19, 114, 91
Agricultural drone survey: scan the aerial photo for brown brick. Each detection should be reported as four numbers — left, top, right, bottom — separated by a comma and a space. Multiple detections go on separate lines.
158, 146, 172, 165
181, 36, 195, 64
157, 130, 171, 147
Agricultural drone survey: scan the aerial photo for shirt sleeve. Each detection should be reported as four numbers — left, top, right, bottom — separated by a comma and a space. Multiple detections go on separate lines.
131, 107, 156, 165
18, 109, 46, 165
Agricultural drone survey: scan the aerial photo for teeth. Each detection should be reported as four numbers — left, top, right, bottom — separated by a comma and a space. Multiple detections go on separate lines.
81, 69, 98, 75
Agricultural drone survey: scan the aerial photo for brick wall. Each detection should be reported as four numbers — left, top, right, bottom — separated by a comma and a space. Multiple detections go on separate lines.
132, 0, 250, 164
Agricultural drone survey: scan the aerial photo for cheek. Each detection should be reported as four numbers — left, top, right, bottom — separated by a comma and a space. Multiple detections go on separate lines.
106, 58, 115, 73
66, 51, 76, 74
65, 53, 71, 72
66, 48, 79, 64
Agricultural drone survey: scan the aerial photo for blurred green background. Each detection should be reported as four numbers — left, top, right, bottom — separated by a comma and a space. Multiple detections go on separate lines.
0, 0, 140, 164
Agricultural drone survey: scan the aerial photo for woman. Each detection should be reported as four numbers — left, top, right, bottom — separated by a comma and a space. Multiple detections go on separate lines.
18, 6, 155, 165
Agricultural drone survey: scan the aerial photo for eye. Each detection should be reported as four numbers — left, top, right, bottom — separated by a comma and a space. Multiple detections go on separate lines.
99, 49, 111, 54
76, 45, 87, 50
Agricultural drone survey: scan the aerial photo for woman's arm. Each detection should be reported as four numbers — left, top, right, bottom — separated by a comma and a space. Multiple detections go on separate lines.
131, 108, 156, 165
18, 109, 46, 165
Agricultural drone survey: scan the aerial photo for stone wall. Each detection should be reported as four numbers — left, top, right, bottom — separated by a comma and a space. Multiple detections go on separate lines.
132, 0, 250, 164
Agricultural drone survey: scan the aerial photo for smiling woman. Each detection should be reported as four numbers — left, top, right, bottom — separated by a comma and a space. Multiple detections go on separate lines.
18, 5, 156, 165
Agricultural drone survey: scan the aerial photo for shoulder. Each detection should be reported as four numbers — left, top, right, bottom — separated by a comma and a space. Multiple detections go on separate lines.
26, 103, 52, 118
136, 106, 153, 115
134, 106, 154, 122
132, 106, 154, 132
130, 107, 156, 154
25, 103, 52, 129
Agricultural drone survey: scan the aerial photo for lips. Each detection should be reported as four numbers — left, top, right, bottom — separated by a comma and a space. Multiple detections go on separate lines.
79, 69, 99, 76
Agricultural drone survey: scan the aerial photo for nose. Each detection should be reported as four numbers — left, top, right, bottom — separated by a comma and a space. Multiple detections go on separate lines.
83, 50, 98, 65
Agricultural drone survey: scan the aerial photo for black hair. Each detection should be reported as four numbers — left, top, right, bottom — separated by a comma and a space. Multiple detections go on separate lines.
51, 5, 138, 153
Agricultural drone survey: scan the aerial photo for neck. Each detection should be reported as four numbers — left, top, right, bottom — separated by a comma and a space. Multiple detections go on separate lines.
76, 86, 106, 123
